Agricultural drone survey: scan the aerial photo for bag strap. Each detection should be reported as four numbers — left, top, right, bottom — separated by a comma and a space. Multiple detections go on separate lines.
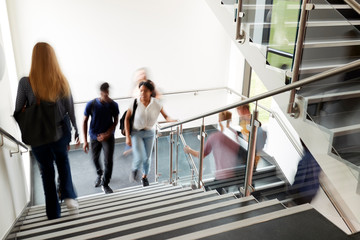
90, 98, 96, 116
132, 98, 138, 116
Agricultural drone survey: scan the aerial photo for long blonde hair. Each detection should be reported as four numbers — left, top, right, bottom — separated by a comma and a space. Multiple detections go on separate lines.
29, 42, 70, 102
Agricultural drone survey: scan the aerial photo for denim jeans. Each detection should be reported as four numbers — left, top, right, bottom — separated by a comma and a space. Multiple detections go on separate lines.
32, 134, 77, 220
90, 135, 114, 186
131, 129, 155, 176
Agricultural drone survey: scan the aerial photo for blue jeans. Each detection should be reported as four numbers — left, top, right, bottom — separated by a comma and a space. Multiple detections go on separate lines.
32, 134, 77, 220
131, 129, 155, 176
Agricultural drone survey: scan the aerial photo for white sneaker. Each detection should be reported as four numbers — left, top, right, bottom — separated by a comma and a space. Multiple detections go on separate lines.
65, 198, 79, 215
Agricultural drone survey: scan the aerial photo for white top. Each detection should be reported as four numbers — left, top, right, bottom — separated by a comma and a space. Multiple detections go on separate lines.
129, 97, 163, 130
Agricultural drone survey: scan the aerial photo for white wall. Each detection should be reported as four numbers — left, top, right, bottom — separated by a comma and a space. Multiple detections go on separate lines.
6, 0, 231, 103
0, 1, 29, 237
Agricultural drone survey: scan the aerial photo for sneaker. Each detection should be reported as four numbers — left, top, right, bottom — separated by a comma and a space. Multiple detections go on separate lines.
129, 170, 139, 183
102, 185, 113, 194
142, 177, 149, 187
94, 176, 102, 188
65, 198, 79, 215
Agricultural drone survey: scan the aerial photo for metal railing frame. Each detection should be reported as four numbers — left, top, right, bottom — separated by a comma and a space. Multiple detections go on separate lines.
0, 127, 28, 157
158, 59, 360, 191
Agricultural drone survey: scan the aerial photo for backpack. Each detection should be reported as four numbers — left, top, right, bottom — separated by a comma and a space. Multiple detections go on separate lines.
120, 99, 138, 136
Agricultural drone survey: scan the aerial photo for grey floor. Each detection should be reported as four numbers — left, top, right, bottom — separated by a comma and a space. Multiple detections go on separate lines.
31, 128, 217, 205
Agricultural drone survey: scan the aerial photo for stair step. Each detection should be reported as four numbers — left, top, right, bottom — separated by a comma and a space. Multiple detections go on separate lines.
21, 184, 180, 219
70, 199, 284, 240
168, 205, 351, 240
12, 189, 218, 238
15, 185, 189, 227
304, 39, 360, 48
26, 182, 169, 214
13, 193, 258, 240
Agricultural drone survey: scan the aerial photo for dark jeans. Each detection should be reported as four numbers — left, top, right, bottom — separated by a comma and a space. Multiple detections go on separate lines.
90, 135, 114, 186
32, 134, 77, 220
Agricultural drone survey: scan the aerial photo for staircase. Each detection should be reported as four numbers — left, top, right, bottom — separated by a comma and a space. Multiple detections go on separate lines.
6, 183, 356, 240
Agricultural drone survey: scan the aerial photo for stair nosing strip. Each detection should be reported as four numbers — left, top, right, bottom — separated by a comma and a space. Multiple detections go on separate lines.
18, 186, 193, 225
97, 199, 283, 240
20, 191, 249, 240
167, 204, 313, 240
25, 184, 181, 216
27, 183, 170, 212
16, 188, 211, 236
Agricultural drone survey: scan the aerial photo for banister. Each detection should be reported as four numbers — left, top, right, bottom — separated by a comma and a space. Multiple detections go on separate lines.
0, 127, 28, 151
159, 59, 360, 130
344, 0, 360, 14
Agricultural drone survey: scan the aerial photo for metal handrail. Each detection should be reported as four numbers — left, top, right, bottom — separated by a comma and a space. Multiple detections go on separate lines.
159, 59, 360, 130
179, 134, 201, 179
74, 87, 227, 105
227, 87, 304, 158
0, 127, 28, 150
344, 0, 360, 14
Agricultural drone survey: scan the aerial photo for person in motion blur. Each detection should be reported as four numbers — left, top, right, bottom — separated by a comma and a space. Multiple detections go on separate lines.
14, 42, 80, 219
184, 111, 240, 194
83, 82, 119, 194
125, 80, 174, 186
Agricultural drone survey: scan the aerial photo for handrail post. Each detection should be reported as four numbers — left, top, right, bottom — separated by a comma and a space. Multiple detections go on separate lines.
198, 118, 206, 188
288, 0, 311, 115
235, 0, 246, 43
0, 134, 3, 147
244, 105, 259, 196
175, 126, 180, 185
155, 127, 159, 182
169, 129, 174, 184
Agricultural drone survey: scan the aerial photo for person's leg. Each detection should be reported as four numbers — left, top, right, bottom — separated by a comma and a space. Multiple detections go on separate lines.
101, 135, 115, 187
131, 131, 147, 180
91, 139, 103, 186
53, 136, 77, 200
142, 130, 155, 177
31, 145, 60, 220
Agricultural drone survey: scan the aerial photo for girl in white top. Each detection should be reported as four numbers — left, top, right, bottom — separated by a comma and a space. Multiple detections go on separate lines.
125, 80, 174, 186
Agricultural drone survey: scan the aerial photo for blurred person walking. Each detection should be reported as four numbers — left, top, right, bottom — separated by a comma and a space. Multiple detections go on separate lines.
184, 111, 240, 194
14, 42, 80, 219
83, 82, 119, 194
125, 80, 174, 186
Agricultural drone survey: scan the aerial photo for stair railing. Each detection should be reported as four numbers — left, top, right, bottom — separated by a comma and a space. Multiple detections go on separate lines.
158, 58, 360, 192
0, 127, 28, 157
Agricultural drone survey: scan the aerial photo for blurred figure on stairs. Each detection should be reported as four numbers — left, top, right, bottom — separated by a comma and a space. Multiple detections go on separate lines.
184, 111, 242, 194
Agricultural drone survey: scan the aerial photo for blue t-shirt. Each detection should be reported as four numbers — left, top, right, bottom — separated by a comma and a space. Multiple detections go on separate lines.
84, 98, 119, 140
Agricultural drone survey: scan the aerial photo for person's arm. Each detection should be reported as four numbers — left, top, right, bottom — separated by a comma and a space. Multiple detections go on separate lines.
14, 78, 27, 114
64, 93, 80, 147
124, 109, 132, 146
83, 115, 89, 153
97, 116, 119, 142
160, 108, 176, 122
183, 145, 200, 158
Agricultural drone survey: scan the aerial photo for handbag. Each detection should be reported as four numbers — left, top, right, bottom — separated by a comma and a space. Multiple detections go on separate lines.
14, 99, 63, 147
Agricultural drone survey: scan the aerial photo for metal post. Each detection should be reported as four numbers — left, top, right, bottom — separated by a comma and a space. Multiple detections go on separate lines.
235, 0, 246, 43
175, 126, 179, 185
169, 130, 174, 184
244, 104, 259, 196
155, 128, 159, 182
287, 0, 311, 114
198, 118, 206, 188
0, 134, 3, 147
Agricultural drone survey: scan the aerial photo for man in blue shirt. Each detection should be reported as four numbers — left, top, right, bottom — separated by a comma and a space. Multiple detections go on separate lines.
83, 82, 119, 194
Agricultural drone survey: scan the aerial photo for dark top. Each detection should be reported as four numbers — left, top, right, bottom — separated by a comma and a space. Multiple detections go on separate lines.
84, 98, 119, 140
14, 77, 79, 139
